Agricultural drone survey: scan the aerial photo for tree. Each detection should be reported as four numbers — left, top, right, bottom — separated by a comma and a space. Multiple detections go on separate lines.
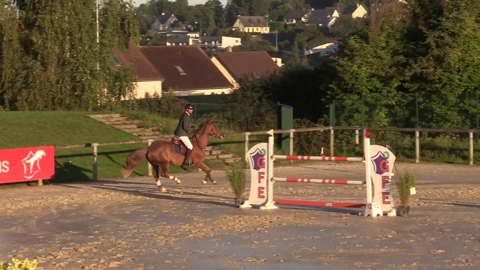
404, 0, 480, 128
0, 1, 24, 110
227, 79, 276, 130
0, 0, 139, 111
205, 0, 225, 30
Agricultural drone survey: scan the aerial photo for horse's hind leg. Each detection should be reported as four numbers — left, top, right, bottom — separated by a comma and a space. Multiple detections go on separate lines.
153, 164, 167, 193
160, 163, 181, 184
196, 162, 216, 185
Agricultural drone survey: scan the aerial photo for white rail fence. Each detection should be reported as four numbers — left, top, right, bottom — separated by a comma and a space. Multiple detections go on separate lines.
244, 126, 478, 166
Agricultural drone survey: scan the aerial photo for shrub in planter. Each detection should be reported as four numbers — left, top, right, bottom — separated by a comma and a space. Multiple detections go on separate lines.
1, 258, 37, 270
227, 166, 246, 207
397, 171, 416, 216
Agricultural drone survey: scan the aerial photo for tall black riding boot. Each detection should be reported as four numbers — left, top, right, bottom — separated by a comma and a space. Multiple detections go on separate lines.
181, 149, 192, 171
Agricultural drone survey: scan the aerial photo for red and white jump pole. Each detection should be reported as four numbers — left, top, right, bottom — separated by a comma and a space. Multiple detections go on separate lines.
240, 129, 397, 217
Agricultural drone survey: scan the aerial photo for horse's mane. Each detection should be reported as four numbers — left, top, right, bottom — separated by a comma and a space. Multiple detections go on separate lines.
193, 120, 213, 135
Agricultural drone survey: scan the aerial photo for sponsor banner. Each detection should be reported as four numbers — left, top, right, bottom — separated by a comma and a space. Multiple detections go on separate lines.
0, 146, 55, 184
246, 143, 268, 206
370, 145, 396, 213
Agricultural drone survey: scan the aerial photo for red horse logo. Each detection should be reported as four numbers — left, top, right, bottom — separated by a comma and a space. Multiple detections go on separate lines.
21, 150, 46, 179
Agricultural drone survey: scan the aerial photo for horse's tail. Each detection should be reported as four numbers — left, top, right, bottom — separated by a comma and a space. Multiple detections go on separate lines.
122, 148, 148, 178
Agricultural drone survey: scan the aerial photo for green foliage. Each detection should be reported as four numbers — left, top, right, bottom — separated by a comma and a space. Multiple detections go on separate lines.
226, 79, 277, 131
0, 0, 139, 111
397, 171, 416, 206
120, 92, 185, 119
227, 166, 246, 200
292, 119, 330, 155
0, 258, 37, 270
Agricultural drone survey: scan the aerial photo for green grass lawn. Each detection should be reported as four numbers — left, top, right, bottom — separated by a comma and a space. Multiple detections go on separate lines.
0, 111, 144, 183
0, 111, 138, 147
0, 111, 242, 183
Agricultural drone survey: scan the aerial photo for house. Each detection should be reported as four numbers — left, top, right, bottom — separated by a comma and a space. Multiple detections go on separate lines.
212, 51, 280, 87
199, 36, 222, 48
220, 36, 242, 49
140, 46, 235, 96
342, 3, 368, 19
188, 35, 241, 49
284, 9, 310, 24
151, 13, 186, 33
114, 46, 164, 99
304, 41, 338, 56
307, 7, 340, 28
165, 34, 189, 46
232, 16, 270, 34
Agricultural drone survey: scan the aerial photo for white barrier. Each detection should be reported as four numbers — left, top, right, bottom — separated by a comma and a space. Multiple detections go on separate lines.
241, 129, 397, 217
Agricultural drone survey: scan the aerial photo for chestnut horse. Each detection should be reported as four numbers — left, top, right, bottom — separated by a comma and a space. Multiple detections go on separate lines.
122, 120, 224, 192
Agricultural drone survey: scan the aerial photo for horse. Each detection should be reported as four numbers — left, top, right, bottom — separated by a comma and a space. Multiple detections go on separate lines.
122, 120, 224, 192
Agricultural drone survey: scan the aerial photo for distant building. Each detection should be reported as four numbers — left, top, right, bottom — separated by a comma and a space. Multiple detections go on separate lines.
212, 51, 280, 85
342, 3, 368, 19
305, 41, 338, 57
113, 46, 164, 99
165, 34, 189, 46
141, 46, 235, 96
188, 35, 242, 49
284, 9, 310, 24
220, 36, 242, 49
232, 16, 270, 34
151, 13, 186, 33
307, 7, 340, 28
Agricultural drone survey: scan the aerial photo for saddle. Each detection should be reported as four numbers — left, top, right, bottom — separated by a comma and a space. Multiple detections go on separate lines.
171, 136, 188, 154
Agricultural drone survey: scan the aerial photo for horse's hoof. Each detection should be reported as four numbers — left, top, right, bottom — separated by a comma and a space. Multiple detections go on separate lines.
159, 186, 167, 193
175, 179, 182, 184
202, 180, 208, 185
211, 180, 217, 185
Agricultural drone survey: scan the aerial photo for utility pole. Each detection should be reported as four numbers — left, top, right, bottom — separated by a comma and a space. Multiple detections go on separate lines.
96, 0, 99, 45
96, 0, 100, 70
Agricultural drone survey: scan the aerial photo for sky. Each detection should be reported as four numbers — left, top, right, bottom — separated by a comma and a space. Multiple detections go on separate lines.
134, 0, 228, 6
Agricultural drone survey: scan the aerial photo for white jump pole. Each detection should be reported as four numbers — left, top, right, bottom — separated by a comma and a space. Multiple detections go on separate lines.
242, 129, 396, 217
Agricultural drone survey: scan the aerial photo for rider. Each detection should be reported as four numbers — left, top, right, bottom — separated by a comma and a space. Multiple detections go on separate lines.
175, 103, 194, 170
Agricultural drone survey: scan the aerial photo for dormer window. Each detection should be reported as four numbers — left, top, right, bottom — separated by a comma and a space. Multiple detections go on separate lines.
175, 65, 187, 76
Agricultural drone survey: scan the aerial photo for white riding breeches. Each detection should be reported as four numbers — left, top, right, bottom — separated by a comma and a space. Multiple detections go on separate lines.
179, 136, 193, 150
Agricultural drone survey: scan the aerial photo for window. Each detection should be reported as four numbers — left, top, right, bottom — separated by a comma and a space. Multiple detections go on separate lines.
175, 65, 187, 76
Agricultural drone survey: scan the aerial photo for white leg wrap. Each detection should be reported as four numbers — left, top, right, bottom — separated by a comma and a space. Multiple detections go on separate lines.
169, 175, 181, 184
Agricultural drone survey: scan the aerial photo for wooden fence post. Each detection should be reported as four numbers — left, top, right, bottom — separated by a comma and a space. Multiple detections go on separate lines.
148, 139, 153, 176
92, 143, 99, 180
289, 129, 294, 164
355, 129, 359, 145
469, 131, 474, 166
415, 130, 420, 163
330, 127, 335, 157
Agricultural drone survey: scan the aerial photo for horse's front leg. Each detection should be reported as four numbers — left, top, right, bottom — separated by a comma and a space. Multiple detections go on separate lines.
160, 162, 181, 184
196, 162, 216, 185
153, 164, 167, 193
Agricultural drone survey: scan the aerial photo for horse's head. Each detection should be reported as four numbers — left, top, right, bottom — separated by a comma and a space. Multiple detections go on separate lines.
206, 121, 224, 139
198, 120, 224, 139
